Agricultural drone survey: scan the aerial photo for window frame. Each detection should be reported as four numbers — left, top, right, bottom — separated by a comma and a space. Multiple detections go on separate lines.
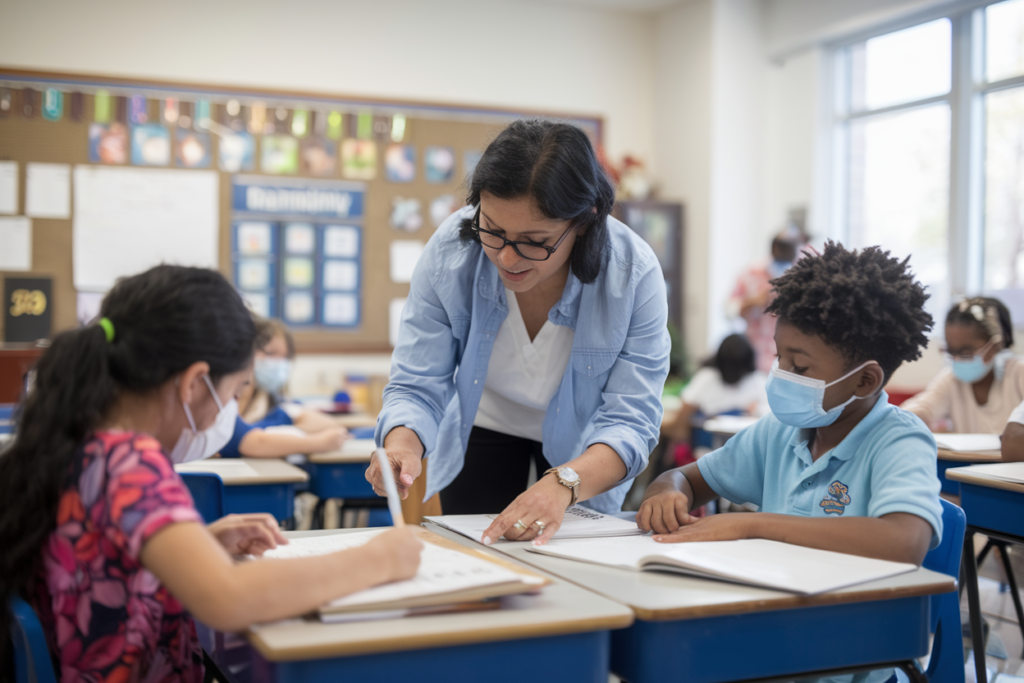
825, 0, 1024, 310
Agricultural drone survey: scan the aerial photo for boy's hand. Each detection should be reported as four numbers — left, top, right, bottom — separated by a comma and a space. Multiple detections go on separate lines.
637, 487, 694, 535
652, 513, 755, 543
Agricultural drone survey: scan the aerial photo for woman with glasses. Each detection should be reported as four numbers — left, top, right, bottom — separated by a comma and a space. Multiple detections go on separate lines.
902, 297, 1023, 433
366, 119, 670, 545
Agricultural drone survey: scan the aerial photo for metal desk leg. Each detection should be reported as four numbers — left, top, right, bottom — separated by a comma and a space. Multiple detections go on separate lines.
963, 528, 988, 683
994, 540, 1024, 656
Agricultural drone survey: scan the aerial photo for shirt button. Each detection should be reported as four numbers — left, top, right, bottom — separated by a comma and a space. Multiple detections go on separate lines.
802, 481, 811, 489
474, 379, 478, 384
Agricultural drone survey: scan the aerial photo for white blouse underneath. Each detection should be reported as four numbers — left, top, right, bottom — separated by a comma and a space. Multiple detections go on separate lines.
473, 288, 575, 442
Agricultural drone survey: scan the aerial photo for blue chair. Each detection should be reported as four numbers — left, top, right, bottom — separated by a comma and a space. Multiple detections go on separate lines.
918, 498, 967, 683
9, 596, 58, 683
179, 471, 225, 523
349, 426, 375, 439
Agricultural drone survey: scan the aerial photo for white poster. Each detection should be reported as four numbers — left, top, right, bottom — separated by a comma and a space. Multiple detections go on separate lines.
389, 240, 424, 284
73, 166, 219, 291
0, 217, 31, 271
0, 161, 17, 215
26, 163, 71, 219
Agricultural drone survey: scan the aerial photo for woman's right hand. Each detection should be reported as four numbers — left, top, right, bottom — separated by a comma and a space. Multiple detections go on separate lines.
365, 427, 423, 500
362, 527, 423, 582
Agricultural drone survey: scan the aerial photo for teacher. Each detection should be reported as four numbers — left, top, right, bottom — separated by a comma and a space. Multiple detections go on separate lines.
367, 119, 670, 545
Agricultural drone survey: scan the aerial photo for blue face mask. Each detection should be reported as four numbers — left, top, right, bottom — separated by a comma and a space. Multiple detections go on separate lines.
766, 358, 876, 428
254, 357, 291, 394
951, 355, 993, 384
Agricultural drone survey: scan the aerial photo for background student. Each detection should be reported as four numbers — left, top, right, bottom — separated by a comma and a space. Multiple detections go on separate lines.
902, 297, 1023, 433
0, 265, 421, 682
220, 316, 349, 458
638, 242, 943, 573
1003, 399, 1024, 461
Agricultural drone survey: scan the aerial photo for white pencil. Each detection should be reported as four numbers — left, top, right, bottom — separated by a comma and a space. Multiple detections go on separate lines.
374, 448, 406, 527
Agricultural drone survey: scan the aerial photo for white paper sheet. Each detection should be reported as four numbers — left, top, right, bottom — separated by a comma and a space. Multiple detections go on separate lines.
73, 167, 218, 291
0, 217, 31, 271
426, 505, 643, 543
933, 434, 1002, 452
261, 531, 538, 610
175, 460, 261, 479
528, 536, 916, 595
955, 462, 1024, 484
26, 163, 71, 219
0, 161, 17, 215
390, 240, 424, 283
389, 298, 407, 347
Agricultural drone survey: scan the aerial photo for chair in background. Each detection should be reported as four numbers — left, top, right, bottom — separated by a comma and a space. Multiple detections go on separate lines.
919, 498, 967, 683
8, 596, 57, 683
179, 471, 225, 523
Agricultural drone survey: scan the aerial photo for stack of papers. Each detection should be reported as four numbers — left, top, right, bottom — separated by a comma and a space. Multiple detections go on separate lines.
425, 505, 642, 543
934, 434, 1002, 452
956, 462, 1024, 485
261, 530, 547, 620
527, 536, 916, 595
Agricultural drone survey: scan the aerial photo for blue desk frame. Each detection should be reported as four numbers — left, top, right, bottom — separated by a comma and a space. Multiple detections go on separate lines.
957, 479, 1024, 683
180, 472, 299, 523
301, 460, 391, 527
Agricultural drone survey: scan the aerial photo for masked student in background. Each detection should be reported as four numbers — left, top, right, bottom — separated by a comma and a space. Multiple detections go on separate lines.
901, 297, 1023, 434
219, 316, 350, 458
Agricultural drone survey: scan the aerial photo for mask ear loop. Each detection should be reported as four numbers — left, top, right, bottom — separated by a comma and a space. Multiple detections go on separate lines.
823, 360, 880, 399
202, 374, 226, 411
176, 376, 199, 435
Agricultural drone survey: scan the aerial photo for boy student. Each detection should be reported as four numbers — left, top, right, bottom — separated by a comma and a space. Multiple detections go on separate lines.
639, 242, 943, 568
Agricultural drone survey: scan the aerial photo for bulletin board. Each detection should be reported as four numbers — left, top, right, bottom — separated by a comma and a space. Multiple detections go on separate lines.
0, 68, 603, 351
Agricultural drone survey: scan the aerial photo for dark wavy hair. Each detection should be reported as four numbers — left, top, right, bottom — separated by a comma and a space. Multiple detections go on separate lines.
0, 265, 256, 673
458, 118, 615, 284
945, 296, 1014, 348
703, 334, 757, 386
765, 241, 933, 384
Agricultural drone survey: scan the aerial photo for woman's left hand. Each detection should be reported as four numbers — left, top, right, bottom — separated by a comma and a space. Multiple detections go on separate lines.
207, 513, 288, 557
482, 475, 573, 546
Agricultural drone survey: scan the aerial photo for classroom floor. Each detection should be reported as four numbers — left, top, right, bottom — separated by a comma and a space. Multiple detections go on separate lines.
967, 541, 1024, 683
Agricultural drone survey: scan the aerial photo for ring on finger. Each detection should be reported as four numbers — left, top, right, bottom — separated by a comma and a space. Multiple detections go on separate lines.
532, 520, 546, 531
513, 519, 527, 531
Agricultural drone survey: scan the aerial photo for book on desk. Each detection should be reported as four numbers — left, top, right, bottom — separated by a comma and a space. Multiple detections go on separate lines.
934, 433, 1002, 452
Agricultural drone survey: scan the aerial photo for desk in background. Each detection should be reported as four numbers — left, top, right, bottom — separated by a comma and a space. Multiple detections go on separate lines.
947, 465, 1024, 683
201, 528, 633, 683
175, 458, 308, 523
425, 525, 956, 683
937, 447, 1001, 496
701, 415, 759, 450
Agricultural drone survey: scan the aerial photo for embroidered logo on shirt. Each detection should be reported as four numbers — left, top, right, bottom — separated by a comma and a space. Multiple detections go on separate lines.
819, 480, 852, 516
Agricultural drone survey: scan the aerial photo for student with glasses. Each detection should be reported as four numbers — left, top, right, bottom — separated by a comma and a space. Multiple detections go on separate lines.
903, 297, 1023, 433
366, 119, 670, 545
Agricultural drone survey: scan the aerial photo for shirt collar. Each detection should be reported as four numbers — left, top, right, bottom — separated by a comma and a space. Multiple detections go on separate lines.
787, 390, 893, 466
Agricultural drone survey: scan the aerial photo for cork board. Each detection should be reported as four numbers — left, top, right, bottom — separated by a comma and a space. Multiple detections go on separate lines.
0, 69, 602, 352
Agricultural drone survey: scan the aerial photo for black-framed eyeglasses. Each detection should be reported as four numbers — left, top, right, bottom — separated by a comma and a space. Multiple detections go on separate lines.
470, 207, 576, 262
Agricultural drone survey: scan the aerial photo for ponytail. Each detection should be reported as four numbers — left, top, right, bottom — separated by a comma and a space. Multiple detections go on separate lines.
0, 265, 255, 669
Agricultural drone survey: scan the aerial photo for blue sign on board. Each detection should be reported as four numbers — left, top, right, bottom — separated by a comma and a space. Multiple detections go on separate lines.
232, 177, 365, 220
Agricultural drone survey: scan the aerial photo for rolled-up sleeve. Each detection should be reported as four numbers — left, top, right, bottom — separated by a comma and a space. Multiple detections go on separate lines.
375, 238, 460, 457
584, 262, 670, 480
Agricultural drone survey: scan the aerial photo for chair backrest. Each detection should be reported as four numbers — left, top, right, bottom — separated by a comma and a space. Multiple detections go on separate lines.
179, 471, 225, 523
923, 498, 967, 579
9, 596, 58, 683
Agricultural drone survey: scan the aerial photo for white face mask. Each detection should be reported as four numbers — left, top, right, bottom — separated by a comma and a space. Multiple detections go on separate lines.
169, 374, 239, 464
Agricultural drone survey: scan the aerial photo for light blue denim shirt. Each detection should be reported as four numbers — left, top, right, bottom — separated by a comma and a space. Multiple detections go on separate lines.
375, 205, 671, 513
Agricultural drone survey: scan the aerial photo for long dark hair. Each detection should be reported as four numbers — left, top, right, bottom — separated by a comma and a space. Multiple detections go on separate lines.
0, 265, 255, 671
458, 118, 615, 284
703, 334, 757, 386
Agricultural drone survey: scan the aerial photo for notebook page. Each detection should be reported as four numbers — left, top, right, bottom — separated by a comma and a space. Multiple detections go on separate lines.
529, 536, 916, 595
261, 531, 536, 609
934, 434, 1002, 452
425, 505, 642, 542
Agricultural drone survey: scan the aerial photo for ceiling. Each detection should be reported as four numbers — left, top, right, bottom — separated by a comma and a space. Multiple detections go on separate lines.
508, 0, 688, 14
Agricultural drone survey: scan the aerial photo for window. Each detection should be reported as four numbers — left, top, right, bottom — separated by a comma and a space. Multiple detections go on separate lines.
832, 0, 1024, 325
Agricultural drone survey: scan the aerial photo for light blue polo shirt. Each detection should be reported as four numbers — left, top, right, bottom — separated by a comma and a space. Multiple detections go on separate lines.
697, 390, 943, 549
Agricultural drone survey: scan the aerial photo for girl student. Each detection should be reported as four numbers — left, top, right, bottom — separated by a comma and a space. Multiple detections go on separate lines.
219, 315, 349, 459
0, 265, 421, 683
902, 297, 1023, 433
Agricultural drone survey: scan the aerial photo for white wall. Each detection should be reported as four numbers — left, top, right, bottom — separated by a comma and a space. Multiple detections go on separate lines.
0, 0, 656, 164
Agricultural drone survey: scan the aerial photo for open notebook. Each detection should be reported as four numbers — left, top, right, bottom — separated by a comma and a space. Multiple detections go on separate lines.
425, 505, 642, 543
526, 536, 916, 595
260, 528, 548, 618
934, 433, 1002, 452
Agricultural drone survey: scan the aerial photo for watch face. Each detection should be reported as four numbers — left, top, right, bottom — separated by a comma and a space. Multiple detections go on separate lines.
559, 467, 580, 484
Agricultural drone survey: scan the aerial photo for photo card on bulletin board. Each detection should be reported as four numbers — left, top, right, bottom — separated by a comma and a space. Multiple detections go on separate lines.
236, 221, 275, 255
176, 130, 212, 168
424, 146, 455, 184
385, 144, 416, 182
284, 223, 316, 254
323, 260, 359, 291
283, 290, 315, 325
219, 131, 255, 173
131, 124, 171, 166
300, 137, 338, 177
323, 225, 360, 259
262, 135, 299, 174
323, 292, 359, 327
341, 139, 376, 180
89, 123, 128, 164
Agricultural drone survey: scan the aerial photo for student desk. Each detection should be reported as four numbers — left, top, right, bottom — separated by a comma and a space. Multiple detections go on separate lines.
424, 525, 956, 683
937, 448, 1001, 496
947, 465, 1024, 683
332, 413, 378, 429
701, 415, 758, 450
303, 439, 389, 527
201, 528, 633, 683
175, 458, 308, 523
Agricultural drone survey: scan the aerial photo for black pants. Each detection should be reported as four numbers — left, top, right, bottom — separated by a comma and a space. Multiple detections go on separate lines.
439, 426, 552, 515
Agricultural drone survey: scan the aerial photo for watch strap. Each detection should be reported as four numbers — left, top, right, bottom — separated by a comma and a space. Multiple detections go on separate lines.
544, 467, 579, 508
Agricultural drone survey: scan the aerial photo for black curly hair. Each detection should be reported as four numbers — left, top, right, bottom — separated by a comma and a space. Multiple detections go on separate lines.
765, 241, 933, 384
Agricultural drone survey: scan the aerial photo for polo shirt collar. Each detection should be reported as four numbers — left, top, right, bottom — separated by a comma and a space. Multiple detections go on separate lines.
787, 390, 893, 466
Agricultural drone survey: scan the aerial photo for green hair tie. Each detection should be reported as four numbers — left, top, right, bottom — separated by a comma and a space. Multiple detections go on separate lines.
98, 317, 115, 343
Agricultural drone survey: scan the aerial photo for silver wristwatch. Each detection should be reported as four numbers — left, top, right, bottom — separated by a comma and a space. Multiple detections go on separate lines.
544, 466, 580, 508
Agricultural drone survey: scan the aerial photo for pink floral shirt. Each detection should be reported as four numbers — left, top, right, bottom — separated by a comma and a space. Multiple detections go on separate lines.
31, 431, 205, 683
